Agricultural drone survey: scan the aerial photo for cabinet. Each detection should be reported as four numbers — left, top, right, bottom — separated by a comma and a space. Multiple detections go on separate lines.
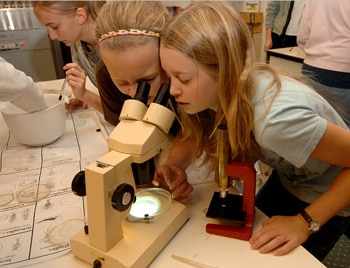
240, 12, 263, 62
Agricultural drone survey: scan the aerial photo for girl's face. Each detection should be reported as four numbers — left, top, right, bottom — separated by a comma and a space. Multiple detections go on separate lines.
101, 43, 163, 104
160, 45, 218, 114
34, 7, 84, 46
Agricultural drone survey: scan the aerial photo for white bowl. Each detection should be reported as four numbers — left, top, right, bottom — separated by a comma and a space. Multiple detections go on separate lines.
1, 94, 66, 146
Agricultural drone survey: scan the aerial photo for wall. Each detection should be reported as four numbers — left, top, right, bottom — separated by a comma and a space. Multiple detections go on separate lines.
165, 1, 267, 63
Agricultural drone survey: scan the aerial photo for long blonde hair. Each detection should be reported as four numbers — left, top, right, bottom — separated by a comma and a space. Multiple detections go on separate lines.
32, 1, 106, 21
95, 1, 170, 52
162, 1, 280, 166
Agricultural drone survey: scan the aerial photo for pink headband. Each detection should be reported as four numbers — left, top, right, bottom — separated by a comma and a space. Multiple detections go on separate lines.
99, 29, 160, 43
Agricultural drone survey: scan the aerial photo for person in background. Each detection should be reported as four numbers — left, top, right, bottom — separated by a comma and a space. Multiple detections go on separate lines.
32, 1, 108, 115
33, 1, 161, 127
0, 57, 47, 112
297, 1, 350, 128
158, 1, 350, 261
264, 0, 305, 52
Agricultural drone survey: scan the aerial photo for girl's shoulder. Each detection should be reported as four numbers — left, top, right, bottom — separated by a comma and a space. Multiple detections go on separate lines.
254, 71, 321, 101
253, 71, 347, 134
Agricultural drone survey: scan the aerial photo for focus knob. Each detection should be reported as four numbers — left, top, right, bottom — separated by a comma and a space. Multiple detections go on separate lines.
111, 183, 135, 211
71, 170, 86, 196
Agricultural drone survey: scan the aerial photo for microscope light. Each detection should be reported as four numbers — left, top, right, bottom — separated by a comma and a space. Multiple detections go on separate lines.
129, 195, 160, 217
129, 188, 171, 218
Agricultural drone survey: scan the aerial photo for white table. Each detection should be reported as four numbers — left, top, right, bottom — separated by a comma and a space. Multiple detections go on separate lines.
25, 181, 325, 268
267, 46, 305, 77
0, 79, 325, 268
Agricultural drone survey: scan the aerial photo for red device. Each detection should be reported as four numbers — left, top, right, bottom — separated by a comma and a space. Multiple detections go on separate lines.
206, 162, 256, 241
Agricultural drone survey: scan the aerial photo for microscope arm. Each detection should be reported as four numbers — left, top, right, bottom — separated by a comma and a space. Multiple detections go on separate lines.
85, 150, 134, 251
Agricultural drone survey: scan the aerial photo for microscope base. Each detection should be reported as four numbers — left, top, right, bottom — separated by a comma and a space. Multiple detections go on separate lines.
70, 201, 189, 268
206, 223, 253, 241
205, 191, 253, 241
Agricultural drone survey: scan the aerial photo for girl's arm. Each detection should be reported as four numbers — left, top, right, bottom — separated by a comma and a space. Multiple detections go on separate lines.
250, 122, 350, 256
64, 63, 103, 113
305, 122, 350, 225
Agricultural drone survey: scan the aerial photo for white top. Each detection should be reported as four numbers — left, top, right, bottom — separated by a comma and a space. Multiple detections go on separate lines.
297, 1, 350, 73
0, 57, 47, 112
286, 0, 305, 36
252, 72, 349, 216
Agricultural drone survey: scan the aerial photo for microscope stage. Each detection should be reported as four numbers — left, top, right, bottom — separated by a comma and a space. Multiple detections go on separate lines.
206, 191, 246, 226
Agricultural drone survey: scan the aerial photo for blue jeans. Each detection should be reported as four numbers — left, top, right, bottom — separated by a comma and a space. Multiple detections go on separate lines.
303, 77, 350, 129
255, 170, 350, 261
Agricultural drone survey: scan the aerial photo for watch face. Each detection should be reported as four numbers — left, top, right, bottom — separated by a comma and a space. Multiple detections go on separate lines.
309, 220, 320, 232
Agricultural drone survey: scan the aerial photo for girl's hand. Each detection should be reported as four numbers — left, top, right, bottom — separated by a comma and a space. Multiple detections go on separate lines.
153, 165, 193, 201
65, 98, 88, 112
249, 215, 311, 256
63, 63, 88, 101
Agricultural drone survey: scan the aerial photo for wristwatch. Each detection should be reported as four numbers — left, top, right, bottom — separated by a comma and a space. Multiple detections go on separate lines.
299, 209, 320, 232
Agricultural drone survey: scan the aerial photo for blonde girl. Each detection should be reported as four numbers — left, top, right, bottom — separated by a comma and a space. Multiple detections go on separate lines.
159, 1, 350, 261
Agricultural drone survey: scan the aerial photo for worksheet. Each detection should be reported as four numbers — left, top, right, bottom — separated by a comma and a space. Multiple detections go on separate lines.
0, 109, 112, 267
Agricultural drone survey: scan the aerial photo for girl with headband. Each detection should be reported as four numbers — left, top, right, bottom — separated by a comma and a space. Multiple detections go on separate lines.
95, 1, 168, 125
95, 1, 203, 197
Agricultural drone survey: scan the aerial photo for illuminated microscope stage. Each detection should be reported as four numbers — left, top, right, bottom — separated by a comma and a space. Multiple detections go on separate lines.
70, 197, 188, 268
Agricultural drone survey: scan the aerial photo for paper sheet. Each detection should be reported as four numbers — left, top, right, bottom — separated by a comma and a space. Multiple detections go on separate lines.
0, 109, 112, 267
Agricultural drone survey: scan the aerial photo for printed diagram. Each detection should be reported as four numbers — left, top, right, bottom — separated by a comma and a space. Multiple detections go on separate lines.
0, 110, 110, 267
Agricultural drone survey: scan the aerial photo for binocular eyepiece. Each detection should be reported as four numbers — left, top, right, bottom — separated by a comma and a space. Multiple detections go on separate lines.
134, 82, 170, 106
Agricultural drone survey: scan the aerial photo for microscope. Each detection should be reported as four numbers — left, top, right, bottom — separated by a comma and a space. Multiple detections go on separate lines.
70, 83, 189, 268
205, 124, 256, 241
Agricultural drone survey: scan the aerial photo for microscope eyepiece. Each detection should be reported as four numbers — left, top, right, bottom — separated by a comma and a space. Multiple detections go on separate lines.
153, 84, 170, 106
134, 81, 151, 104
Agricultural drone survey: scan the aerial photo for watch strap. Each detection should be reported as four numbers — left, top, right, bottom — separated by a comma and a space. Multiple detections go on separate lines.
299, 209, 320, 232
300, 209, 312, 223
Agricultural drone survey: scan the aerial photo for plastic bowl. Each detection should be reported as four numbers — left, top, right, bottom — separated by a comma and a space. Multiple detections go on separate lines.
1, 94, 66, 146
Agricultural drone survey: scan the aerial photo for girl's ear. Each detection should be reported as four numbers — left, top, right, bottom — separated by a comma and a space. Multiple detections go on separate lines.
76, 7, 88, 25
